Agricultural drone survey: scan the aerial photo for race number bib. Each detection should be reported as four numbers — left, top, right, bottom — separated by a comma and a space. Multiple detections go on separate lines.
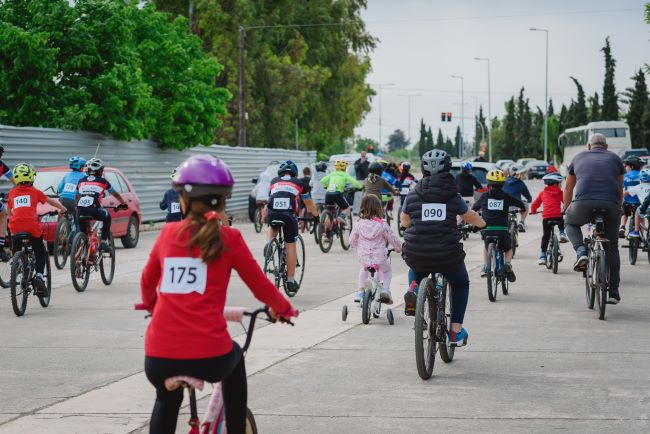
421, 203, 446, 221
63, 183, 77, 193
170, 202, 181, 214
160, 258, 207, 295
487, 199, 504, 211
327, 183, 338, 192
13, 195, 31, 208
401, 187, 410, 195
273, 197, 291, 210
77, 196, 94, 207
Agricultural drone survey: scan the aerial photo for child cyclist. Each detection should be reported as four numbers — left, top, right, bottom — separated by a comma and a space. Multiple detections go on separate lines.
140, 155, 296, 434
473, 169, 525, 281
159, 168, 182, 222
530, 172, 569, 265
8, 163, 66, 294
350, 195, 402, 304
626, 167, 650, 238
397, 162, 417, 206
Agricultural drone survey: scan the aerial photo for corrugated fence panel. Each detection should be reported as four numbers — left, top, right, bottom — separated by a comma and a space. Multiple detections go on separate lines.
0, 125, 315, 221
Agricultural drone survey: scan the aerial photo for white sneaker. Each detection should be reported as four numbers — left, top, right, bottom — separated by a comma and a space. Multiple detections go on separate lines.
559, 232, 569, 243
354, 290, 364, 302
379, 288, 393, 305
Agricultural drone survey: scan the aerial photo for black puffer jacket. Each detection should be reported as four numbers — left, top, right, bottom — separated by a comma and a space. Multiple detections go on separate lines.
402, 172, 465, 271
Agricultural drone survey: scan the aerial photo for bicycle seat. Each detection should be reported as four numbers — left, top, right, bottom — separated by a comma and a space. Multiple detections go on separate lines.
365, 266, 377, 275
590, 208, 608, 217
485, 235, 502, 244
164, 376, 205, 392
13, 232, 32, 243
270, 220, 285, 227
78, 215, 96, 221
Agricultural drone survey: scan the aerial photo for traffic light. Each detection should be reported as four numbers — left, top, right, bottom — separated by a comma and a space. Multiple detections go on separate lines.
447, 112, 452, 122
441, 112, 446, 122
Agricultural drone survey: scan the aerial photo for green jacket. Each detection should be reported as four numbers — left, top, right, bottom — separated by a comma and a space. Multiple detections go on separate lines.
321, 170, 362, 193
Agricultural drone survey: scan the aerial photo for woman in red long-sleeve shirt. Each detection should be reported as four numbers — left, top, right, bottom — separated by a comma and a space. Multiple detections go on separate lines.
140, 155, 294, 434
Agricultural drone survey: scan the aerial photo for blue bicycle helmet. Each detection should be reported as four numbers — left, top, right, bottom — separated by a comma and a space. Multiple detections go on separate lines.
462, 161, 472, 171
640, 167, 650, 183
278, 160, 298, 177
69, 156, 86, 171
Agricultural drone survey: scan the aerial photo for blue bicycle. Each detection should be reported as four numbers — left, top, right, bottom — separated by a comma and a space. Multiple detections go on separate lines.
485, 235, 509, 302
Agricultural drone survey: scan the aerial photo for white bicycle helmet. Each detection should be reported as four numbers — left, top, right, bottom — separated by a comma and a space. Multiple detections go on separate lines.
543, 172, 563, 185
421, 149, 451, 175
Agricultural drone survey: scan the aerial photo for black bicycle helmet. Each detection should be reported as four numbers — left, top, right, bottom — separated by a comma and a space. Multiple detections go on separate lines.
624, 156, 644, 170
315, 161, 328, 172
369, 162, 383, 175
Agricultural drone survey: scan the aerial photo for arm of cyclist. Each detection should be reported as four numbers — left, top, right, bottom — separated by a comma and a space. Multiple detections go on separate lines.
57, 177, 66, 195
563, 174, 576, 210
110, 190, 128, 208
507, 194, 526, 211
472, 176, 482, 191
140, 234, 164, 310
530, 190, 543, 215
346, 173, 363, 190
472, 192, 487, 212
618, 174, 624, 204
383, 223, 402, 253
462, 209, 485, 228
382, 178, 398, 195
350, 224, 360, 248
320, 172, 332, 187
640, 194, 650, 215
159, 191, 169, 210
46, 197, 67, 214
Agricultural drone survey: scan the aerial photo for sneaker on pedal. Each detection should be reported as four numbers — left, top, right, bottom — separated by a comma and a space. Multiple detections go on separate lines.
504, 262, 516, 282
448, 328, 469, 347
518, 221, 527, 232
607, 288, 621, 305
559, 231, 569, 243
628, 230, 641, 239
619, 225, 626, 238
573, 248, 588, 272
99, 241, 111, 253
0, 248, 10, 262
480, 264, 488, 278
33, 274, 47, 296
286, 280, 300, 296
354, 290, 364, 303
404, 291, 417, 316
537, 252, 546, 265
378, 289, 393, 305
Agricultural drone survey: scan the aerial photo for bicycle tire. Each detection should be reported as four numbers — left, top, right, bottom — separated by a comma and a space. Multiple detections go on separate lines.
340, 214, 352, 250
509, 221, 518, 258
263, 238, 282, 289
53, 217, 71, 270
629, 238, 638, 265
414, 277, 436, 379
10, 253, 28, 316
501, 273, 509, 295
397, 206, 404, 237
316, 211, 333, 253
438, 277, 455, 363
99, 236, 115, 285
0, 245, 11, 289
245, 407, 258, 434
38, 245, 52, 308
294, 234, 306, 288
585, 248, 595, 309
486, 243, 497, 302
597, 250, 607, 321
387, 308, 394, 325
361, 287, 372, 325
70, 233, 90, 292
253, 208, 263, 234
552, 234, 559, 274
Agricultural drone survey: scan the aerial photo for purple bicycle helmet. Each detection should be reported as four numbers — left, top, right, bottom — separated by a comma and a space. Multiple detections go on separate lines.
172, 154, 234, 198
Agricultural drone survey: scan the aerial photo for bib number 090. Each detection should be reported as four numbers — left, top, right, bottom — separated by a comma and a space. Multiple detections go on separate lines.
421, 203, 446, 221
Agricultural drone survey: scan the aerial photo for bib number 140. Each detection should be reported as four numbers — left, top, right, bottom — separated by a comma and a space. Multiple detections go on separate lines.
421, 203, 446, 221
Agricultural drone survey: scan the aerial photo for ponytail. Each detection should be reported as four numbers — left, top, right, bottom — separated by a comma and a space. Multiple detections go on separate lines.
183, 195, 226, 263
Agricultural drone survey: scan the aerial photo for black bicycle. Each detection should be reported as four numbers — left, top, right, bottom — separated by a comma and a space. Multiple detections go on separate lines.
626, 212, 649, 265
9, 212, 57, 316
544, 219, 564, 274
485, 234, 509, 302
507, 210, 519, 257
583, 209, 610, 320
53, 210, 77, 269
316, 204, 351, 253
414, 273, 455, 380
263, 219, 307, 297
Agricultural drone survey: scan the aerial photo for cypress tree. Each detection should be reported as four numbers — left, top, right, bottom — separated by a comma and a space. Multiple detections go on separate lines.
601, 37, 619, 120
570, 77, 588, 125
624, 69, 648, 148
417, 118, 427, 156
454, 125, 462, 157
426, 126, 434, 152
589, 92, 601, 122
503, 97, 516, 158
436, 128, 445, 148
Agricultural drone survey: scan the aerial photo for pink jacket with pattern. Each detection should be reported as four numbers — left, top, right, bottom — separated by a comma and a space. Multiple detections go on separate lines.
350, 217, 402, 267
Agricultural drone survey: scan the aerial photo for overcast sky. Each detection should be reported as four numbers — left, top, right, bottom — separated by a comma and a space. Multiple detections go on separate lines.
354, 0, 649, 148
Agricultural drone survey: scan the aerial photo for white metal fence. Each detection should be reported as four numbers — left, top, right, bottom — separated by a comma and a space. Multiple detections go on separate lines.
0, 125, 315, 221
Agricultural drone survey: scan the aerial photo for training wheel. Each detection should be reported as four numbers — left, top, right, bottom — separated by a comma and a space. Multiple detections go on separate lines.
387, 308, 394, 325
341, 305, 348, 322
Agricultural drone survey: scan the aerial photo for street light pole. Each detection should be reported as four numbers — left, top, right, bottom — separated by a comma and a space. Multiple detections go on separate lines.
397, 94, 422, 155
474, 57, 492, 162
373, 83, 395, 150
238, 26, 246, 147
451, 75, 465, 159
530, 28, 549, 162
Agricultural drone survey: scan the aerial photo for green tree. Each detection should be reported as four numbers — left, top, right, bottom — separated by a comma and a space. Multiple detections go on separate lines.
623, 69, 648, 148
642, 99, 650, 149
601, 36, 619, 120
558, 104, 569, 135
426, 126, 434, 152
444, 137, 453, 155
436, 128, 444, 149
474, 105, 486, 151
548, 98, 555, 117
514, 88, 531, 158
417, 118, 428, 156
546, 115, 561, 162
589, 92, 601, 122
387, 129, 408, 152
502, 97, 516, 158
355, 137, 378, 153
569, 76, 588, 126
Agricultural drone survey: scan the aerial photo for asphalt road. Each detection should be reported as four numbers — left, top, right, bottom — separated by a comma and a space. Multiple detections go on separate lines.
1, 180, 648, 433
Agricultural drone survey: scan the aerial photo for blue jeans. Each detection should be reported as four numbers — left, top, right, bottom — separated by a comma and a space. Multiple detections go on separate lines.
408, 262, 470, 324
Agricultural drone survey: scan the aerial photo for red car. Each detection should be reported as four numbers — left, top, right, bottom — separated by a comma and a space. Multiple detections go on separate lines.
34, 166, 142, 248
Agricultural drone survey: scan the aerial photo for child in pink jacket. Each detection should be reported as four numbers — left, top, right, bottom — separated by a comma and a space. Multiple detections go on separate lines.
350, 194, 402, 304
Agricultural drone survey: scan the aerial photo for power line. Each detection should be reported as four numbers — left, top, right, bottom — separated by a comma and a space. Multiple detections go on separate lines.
383, 87, 575, 97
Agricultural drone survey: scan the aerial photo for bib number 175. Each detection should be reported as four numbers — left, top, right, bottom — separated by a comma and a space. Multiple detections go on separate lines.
160, 258, 207, 295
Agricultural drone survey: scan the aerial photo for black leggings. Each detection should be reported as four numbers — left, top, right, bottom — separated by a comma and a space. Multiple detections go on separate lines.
12, 235, 46, 274
144, 343, 247, 434
541, 218, 565, 252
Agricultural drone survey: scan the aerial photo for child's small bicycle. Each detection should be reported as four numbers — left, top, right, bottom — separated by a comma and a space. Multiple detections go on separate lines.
135, 304, 297, 434
341, 249, 395, 325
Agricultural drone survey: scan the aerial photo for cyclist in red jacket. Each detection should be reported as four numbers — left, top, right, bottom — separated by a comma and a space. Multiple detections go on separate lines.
530, 172, 569, 265
140, 154, 295, 434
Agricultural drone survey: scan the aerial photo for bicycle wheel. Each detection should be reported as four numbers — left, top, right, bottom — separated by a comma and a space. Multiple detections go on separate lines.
53, 217, 71, 270
253, 208, 263, 233
263, 238, 282, 289
99, 236, 115, 285
38, 245, 52, 308
316, 211, 333, 253
415, 277, 436, 379
501, 272, 509, 295
340, 214, 352, 250
397, 206, 405, 237
552, 234, 559, 274
438, 277, 455, 363
509, 224, 518, 258
629, 238, 638, 265
294, 234, 306, 288
10, 253, 29, 316
597, 250, 607, 321
0, 246, 11, 289
361, 286, 373, 325
486, 243, 497, 302
585, 249, 595, 309
70, 233, 90, 292
245, 407, 258, 434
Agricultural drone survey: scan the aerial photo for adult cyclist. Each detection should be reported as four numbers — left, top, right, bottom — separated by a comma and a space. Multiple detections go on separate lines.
267, 160, 319, 295
455, 161, 482, 208
320, 160, 362, 223
76, 158, 128, 252
503, 164, 532, 232
400, 149, 485, 345
57, 156, 87, 234
620, 156, 644, 237
0, 144, 15, 259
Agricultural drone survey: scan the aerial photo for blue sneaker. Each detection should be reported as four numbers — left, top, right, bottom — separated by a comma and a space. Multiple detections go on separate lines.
448, 328, 469, 347
538, 252, 546, 265
480, 264, 488, 278
573, 247, 588, 272
628, 230, 641, 239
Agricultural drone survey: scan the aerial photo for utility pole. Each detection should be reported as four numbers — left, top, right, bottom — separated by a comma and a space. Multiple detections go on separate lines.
295, 119, 299, 150
397, 94, 422, 157
373, 83, 395, 150
530, 28, 550, 162
451, 75, 465, 159
474, 57, 492, 162
238, 26, 246, 147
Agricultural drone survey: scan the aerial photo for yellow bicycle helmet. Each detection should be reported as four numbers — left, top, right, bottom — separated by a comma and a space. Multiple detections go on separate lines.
13, 163, 36, 184
335, 160, 348, 171
486, 168, 506, 184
